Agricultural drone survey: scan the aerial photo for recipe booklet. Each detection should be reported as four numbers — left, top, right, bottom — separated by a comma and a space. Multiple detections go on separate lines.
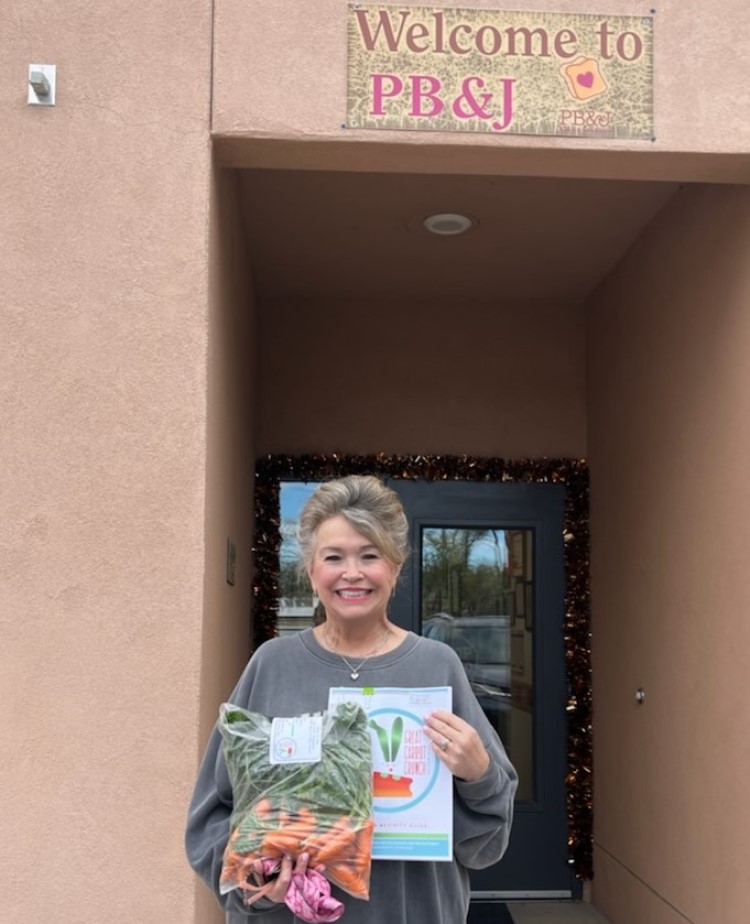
328, 686, 453, 861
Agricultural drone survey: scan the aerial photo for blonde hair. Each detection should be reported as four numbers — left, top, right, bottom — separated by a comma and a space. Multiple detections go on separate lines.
298, 475, 409, 570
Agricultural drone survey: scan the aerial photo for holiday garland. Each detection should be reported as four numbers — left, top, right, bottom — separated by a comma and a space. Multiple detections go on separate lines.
251, 453, 592, 879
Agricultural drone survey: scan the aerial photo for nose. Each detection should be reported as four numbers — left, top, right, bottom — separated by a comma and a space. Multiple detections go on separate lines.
341, 560, 363, 580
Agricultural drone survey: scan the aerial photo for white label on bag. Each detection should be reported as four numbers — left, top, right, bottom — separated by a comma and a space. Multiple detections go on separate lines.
269, 715, 324, 765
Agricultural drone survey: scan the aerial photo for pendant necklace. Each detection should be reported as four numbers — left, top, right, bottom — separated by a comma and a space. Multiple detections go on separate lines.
327, 627, 391, 680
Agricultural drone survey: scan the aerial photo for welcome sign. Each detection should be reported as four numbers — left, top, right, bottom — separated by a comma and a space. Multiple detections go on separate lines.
347, 5, 653, 138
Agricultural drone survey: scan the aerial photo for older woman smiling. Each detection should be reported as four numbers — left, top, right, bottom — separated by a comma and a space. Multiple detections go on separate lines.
186, 475, 517, 924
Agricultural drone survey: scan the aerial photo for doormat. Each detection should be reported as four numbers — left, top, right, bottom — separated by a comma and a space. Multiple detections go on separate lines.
468, 902, 515, 924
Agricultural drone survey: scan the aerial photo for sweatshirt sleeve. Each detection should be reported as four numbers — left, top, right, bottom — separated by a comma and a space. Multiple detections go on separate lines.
184, 657, 285, 917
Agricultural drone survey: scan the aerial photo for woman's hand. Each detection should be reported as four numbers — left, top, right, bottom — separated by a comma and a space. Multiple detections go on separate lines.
244, 852, 313, 905
424, 709, 490, 782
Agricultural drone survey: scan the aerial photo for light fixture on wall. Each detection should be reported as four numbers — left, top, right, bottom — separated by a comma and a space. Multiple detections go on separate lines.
28, 64, 56, 106
423, 212, 474, 235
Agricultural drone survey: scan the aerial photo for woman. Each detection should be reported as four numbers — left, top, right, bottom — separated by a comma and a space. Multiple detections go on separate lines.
186, 475, 518, 922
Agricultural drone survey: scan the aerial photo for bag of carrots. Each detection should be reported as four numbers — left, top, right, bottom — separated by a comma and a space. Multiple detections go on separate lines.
218, 701, 375, 910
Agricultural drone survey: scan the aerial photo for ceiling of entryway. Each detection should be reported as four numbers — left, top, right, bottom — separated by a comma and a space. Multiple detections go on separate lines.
239, 170, 679, 302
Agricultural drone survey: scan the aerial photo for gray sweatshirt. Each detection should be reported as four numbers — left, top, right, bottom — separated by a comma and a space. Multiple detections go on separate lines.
185, 630, 518, 924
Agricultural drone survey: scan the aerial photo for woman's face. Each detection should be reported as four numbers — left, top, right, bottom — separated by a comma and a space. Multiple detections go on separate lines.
307, 514, 400, 626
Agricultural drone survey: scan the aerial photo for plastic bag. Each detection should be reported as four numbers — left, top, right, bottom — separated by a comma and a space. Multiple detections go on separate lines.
218, 701, 374, 904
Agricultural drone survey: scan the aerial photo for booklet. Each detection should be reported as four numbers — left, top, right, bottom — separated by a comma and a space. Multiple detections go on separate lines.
328, 686, 453, 861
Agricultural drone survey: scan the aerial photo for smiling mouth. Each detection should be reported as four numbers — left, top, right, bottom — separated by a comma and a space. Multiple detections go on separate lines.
336, 589, 372, 599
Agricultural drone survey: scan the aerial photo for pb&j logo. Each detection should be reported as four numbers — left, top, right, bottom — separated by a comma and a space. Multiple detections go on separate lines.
559, 56, 608, 101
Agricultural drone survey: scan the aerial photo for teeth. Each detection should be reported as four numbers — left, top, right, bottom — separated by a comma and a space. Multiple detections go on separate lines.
339, 590, 369, 598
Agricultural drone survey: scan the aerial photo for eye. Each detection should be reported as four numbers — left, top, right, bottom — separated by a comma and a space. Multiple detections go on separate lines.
362, 552, 380, 561
323, 553, 341, 562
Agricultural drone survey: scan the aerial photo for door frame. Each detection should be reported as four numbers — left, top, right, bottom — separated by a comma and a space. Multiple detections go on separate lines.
251, 452, 592, 883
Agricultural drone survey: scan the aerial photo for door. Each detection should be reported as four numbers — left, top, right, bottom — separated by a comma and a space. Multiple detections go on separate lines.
274, 473, 579, 906
386, 478, 576, 907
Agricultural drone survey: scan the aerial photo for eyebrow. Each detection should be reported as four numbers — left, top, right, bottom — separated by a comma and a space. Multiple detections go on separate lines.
318, 544, 379, 553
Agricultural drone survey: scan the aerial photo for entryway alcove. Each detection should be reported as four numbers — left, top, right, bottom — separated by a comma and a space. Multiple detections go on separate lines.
203, 146, 750, 924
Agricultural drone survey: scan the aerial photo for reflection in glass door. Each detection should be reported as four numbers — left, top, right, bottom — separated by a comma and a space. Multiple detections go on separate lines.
277, 482, 319, 635
390, 478, 573, 898
420, 527, 534, 802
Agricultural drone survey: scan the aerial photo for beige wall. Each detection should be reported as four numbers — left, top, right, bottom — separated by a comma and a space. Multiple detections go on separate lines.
1, 2, 213, 922
202, 167, 258, 744
5, 0, 750, 921
257, 297, 587, 457
587, 184, 750, 924
214, 0, 750, 184
197, 166, 258, 923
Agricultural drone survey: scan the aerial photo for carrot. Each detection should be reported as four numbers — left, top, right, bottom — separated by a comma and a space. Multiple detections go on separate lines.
296, 807, 317, 824
220, 850, 257, 886
282, 809, 318, 842
303, 814, 348, 859
325, 859, 369, 898
325, 818, 374, 896
260, 833, 305, 857
254, 797, 272, 819
258, 806, 321, 857
352, 819, 374, 866
314, 817, 358, 864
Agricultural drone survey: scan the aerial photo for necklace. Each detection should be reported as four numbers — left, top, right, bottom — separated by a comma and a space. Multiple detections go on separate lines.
326, 627, 391, 680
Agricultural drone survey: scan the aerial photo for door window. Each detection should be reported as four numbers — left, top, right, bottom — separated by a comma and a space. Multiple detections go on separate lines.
277, 482, 318, 635
420, 527, 534, 801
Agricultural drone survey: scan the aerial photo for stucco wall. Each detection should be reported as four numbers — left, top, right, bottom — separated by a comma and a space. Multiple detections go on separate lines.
1, 3, 213, 922
257, 297, 586, 457
213, 0, 750, 184
196, 166, 258, 923
587, 184, 750, 924
5, 1, 749, 922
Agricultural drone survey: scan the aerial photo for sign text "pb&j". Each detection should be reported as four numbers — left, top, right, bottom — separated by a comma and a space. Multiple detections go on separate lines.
371, 74, 516, 131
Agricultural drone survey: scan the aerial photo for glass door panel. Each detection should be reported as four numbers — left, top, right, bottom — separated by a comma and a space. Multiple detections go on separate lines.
277, 481, 318, 635
388, 478, 572, 895
420, 527, 534, 801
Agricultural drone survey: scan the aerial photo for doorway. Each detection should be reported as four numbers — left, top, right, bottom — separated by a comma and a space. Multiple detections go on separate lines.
389, 477, 573, 903
252, 453, 591, 907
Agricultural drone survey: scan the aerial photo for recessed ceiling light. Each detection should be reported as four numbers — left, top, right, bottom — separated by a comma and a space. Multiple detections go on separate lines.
423, 213, 475, 236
